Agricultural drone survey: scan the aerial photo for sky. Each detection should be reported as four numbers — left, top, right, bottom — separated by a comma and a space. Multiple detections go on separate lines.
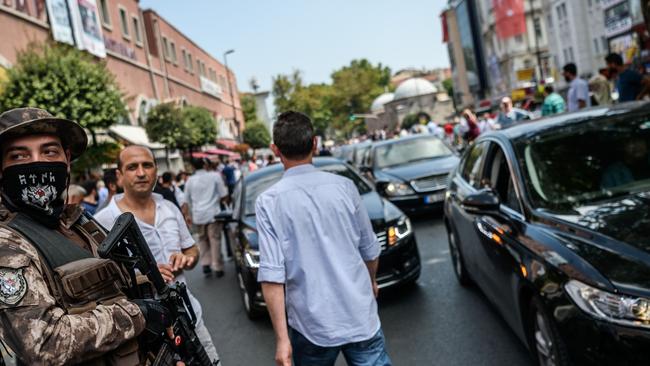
140, 0, 450, 93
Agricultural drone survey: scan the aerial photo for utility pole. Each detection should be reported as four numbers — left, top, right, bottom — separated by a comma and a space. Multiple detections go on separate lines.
530, 0, 545, 83
223, 49, 240, 142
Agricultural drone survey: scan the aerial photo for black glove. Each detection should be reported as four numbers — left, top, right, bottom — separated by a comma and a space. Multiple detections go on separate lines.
133, 299, 171, 337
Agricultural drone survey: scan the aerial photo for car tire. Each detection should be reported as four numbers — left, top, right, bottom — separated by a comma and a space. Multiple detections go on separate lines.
237, 269, 264, 320
447, 225, 472, 287
528, 296, 571, 366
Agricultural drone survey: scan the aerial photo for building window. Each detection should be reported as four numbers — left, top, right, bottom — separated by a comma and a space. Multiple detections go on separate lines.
170, 42, 177, 64
188, 54, 193, 73
132, 16, 142, 45
162, 36, 170, 60
569, 47, 575, 62
196, 60, 201, 75
602, 36, 608, 53
200, 62, 206, 77
181, 49, 187, 70
515, 34, 523, 43
594, 38, 599, 54
99, 0, 111, 27
533, 18, 542, 40
119, 7, 129, 39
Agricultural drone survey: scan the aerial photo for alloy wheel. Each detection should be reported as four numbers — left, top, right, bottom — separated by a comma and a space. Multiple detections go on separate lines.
534, 311, 557, 366
238, 271, 251, 313
448, 230, 463, 277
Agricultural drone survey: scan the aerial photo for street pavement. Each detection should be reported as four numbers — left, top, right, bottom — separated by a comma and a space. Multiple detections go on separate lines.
187, 213, 534, 366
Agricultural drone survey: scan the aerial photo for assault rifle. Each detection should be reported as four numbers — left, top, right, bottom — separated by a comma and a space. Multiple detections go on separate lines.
99, 212, 218, 366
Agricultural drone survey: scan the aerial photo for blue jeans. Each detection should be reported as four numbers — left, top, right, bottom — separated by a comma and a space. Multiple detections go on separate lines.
289, 328, 392, 366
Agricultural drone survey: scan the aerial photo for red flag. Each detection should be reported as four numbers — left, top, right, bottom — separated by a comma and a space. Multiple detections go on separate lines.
441, 11, 449, 43
493, 0, 526, 39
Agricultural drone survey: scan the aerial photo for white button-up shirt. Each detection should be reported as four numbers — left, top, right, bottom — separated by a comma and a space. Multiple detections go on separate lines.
256, 164, 381, 347
184, 170, 228, 225
95, 193, 202, 319
568, 77, 591, 112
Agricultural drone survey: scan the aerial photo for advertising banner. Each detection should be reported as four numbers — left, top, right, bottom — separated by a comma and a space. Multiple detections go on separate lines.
45, 0, 74, 45
493, 0, 526, 39
67, 0, 106, 57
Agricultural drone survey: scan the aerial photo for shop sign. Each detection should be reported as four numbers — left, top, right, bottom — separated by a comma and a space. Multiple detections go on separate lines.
104, 37, 136, 60
605, 1, 633, 37
200, 76, 223, 98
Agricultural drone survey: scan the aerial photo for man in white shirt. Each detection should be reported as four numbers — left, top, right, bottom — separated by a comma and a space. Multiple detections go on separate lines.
94, 145, 220, 363
563, 63, 591, 112
184, 158, 229, 277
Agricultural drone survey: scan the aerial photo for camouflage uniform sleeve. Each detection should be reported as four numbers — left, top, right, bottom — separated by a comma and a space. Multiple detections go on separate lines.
0, 228, 146, 366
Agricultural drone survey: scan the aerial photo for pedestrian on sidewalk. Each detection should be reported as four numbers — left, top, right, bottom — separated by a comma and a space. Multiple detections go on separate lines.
496, 97, 528, 129
256, 111, 392, 366
96, 169, 119, 213
563, 63, 591, 112
80, 180, 99, 215
541, 85, 566, 116
605, 53, 650, 102
185, 158, 229, 277
94, 145, 220, 363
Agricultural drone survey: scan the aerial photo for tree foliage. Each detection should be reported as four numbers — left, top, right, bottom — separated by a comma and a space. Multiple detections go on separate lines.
145, 103, 192, 149
72, 142, 122, 176
241, 93, 259, 124
0, 42, 126, 141
271, 59, 391, 138
442, 78, 454, 97
243, 122, 271, 151
182, 105, 217, 146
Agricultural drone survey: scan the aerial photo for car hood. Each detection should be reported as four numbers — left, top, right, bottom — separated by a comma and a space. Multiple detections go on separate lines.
374, 155, 459, 182
243, 191, 403, 248
545, 192, 650, 296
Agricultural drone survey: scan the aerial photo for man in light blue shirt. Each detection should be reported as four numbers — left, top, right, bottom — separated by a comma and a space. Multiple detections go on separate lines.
563, 63, 591, 112
256, 111, 391, 366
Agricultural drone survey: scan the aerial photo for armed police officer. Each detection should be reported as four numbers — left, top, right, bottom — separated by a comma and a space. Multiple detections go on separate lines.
0, 108, 169, 365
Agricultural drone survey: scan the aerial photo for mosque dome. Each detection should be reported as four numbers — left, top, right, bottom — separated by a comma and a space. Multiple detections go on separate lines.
394, 78, 438, 100
370, 92, 395, 113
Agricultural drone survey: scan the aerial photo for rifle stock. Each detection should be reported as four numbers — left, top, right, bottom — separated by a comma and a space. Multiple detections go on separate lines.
99, 213, 217, 366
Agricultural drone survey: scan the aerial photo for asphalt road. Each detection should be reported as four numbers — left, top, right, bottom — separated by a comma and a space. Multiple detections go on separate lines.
187, 213, 533, 366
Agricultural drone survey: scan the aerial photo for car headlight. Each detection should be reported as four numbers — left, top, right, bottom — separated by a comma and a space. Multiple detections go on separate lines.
244, 248, 260, 269
385, 182, 415, 197
387, 216, 412, 246
565, 280, 650, 328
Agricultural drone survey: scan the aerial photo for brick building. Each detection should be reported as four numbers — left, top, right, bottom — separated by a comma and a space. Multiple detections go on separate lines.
0, 0, 243, 147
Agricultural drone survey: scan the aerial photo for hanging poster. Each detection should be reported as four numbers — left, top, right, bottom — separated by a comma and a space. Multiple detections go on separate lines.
45, 0, 74, 45
67, 0, 106, 57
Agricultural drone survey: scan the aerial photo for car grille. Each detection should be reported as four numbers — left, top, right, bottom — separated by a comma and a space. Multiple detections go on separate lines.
376, 231, 388, 251
410, 174, 449, 192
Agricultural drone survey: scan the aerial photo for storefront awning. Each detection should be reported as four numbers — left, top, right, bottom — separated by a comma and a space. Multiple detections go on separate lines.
109, 125, 165, 149
217, 139, 238, 149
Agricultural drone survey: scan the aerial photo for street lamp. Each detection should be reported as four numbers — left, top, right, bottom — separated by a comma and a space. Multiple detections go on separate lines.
223, 49, 240, 142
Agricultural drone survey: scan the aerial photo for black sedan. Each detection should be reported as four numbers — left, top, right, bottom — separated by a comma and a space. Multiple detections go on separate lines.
222, 158, 421, 319
444, 102, 650, 365
333, 140, 373, 168
364, 134, 459, 215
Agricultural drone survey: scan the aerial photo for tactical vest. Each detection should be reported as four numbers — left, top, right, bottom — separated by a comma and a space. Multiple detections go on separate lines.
0, 208, 141, 366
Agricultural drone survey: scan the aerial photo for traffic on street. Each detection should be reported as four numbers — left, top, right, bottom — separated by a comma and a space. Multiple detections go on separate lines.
2, 0, 650, 365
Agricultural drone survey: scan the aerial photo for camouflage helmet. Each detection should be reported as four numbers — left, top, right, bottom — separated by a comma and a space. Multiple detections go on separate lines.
0, 108, 88, 160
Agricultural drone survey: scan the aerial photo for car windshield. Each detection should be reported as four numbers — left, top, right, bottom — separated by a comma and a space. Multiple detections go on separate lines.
374, 137, 452, 168
516, 114, 650, 212
244, 164, 372, 215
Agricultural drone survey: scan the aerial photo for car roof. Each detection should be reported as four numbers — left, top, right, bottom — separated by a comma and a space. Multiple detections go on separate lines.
243, 157, 347, 184
493, 101, 650, 141
370, 133, 440, 148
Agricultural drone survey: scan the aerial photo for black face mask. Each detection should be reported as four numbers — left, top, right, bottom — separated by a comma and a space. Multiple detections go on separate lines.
1, 162, 69, 228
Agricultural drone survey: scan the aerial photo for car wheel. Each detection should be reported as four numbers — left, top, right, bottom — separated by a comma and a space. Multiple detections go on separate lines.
529, 296, 570, 366
447, 226, 472, 286
237, 270, 263, 320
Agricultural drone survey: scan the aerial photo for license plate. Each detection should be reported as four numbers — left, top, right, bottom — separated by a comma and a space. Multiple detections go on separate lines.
424, 192, 445, 204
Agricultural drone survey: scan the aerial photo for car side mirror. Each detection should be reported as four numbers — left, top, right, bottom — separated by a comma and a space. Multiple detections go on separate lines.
214, 210, 234, 223
461, 188, 500, 214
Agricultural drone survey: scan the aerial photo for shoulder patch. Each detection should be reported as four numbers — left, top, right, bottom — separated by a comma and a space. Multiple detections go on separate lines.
0, 267, 27, 305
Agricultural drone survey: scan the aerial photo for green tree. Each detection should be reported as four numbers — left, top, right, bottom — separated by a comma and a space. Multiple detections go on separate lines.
243, 122, 271, 153
329, 59, 391, 136
145, 103, 193, 149
272, 70, 303, 113
241, 93, 259, 124
0, 42, 126, 145
182, 105, 217, 146
401, 113, 420, 131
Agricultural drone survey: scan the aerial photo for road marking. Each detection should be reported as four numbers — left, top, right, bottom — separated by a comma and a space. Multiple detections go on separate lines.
424, 257, 449, 265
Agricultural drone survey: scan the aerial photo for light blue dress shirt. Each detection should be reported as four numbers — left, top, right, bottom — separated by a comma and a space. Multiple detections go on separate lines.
256, 164, 381, 347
